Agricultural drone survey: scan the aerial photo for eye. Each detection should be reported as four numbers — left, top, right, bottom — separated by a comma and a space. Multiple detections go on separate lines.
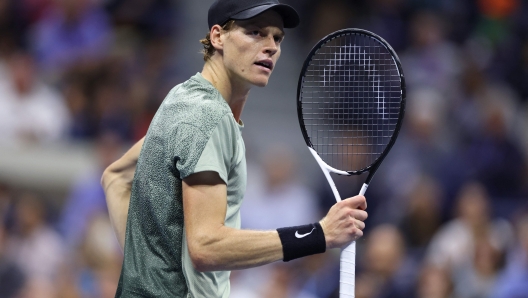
274, 36, 283, 43
250, 30, 260, 36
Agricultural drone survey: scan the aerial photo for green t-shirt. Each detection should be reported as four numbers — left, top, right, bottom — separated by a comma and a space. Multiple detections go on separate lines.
116, 73, 246, 298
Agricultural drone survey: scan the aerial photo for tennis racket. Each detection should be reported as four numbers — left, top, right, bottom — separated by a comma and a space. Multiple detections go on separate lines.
297, 29, 406, 297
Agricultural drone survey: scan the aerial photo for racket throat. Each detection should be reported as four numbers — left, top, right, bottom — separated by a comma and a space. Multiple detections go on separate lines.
308, 147, 344, 202
359, 183, 368, 196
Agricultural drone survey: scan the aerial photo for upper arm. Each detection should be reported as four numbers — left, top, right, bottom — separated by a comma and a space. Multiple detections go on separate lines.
178, 115, 238, 266
182, 171, 228, 262
180, 115, 236, 239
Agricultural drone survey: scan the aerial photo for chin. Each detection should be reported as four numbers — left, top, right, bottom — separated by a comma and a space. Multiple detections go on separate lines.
250, 74, 271, 87
254, 80, 269, 87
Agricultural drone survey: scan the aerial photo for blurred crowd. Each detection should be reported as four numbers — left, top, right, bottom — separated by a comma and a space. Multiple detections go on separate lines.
0, 0, 527, 297
0, 0, 182, 145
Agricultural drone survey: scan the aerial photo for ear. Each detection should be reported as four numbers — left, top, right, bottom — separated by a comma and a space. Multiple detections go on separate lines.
209, 24, 224, 52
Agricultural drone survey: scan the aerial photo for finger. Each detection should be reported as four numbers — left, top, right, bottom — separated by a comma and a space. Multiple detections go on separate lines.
359, 199, 367, 211
346, 213, 366, 230
354, 219, 365, 230
352, 228, 363, 240
351, 210, 368, 221
344, 195, 367, 210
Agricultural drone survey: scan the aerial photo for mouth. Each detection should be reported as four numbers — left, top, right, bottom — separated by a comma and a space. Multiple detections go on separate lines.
254, 59, 273, 72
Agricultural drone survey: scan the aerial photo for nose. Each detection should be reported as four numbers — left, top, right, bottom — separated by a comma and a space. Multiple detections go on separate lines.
264, 36, 279, 57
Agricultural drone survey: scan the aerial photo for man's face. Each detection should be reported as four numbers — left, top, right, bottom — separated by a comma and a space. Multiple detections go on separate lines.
220, 10, 285, 88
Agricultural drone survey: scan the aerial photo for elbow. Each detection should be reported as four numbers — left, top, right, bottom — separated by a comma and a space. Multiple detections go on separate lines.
187, 238, 218, 272
101, 167, 111, 189
189, 250, 210, 272
101, 168, 108, 188
101, 166, 117, 190
101, 160, 134, 190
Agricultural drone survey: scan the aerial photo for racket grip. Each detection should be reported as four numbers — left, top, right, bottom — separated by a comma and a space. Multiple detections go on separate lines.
339, 184, 367, 297
340, 241, 356, 297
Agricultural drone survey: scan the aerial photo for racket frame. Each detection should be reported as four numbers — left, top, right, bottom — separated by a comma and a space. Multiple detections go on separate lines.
296, 28, 406, 298
297, 28, 406, 185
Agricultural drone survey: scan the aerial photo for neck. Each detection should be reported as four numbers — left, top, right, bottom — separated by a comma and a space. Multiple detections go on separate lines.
201, 58, 249, 123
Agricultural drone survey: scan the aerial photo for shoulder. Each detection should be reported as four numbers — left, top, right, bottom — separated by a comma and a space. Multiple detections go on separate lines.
161, 74, 233, 135
145, 73, 238, 153
169, 112, 239, 150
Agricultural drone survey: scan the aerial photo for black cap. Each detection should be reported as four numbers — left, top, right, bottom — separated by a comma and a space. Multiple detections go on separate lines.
208, 0, 300, 30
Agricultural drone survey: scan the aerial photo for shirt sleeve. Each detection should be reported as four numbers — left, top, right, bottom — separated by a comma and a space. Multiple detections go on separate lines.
191, 114, 236, 184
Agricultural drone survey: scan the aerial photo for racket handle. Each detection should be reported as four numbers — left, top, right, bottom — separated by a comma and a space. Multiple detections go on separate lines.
339, 183, 368, 297
340, 241, 356, 297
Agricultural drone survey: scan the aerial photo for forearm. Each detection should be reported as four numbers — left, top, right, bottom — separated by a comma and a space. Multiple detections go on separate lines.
189, 226, 283, 271
102, 172, 131, 250
183, 171, 333, 272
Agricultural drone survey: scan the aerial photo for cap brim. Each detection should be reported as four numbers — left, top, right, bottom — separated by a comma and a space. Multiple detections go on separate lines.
230, 4, 300, 28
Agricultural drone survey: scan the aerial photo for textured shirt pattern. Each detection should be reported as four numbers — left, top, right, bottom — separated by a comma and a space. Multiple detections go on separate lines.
116, 73, 246, 298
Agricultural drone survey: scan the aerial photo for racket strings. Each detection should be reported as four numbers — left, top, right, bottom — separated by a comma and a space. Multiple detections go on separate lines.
300, 33, 402, 171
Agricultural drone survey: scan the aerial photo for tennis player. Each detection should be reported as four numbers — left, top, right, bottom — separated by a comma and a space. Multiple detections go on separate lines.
102, 0, 368, 297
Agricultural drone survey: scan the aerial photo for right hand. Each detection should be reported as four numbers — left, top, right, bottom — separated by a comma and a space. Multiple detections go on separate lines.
319, 195, 368, 249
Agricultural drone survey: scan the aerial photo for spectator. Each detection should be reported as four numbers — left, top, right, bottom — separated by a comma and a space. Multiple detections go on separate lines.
491, 209, 528, 297
94, 82, 132, 141
295, 252, 342, 298
399, 174, 443, 260
372, 87, 454, 221
76, 214, 122, 298
241, 144, 320, 230
0, 0, 30, 56
128, 37, 187, 141
355, 224, 417, 298
0, 184, 25, 298
400, 11, 463, 94
4, 192, 64, 298
453, 235, 505, 298
58, 131, 125, 248
105, 0, 177, 39
360, 0, 408, 52
425, 181, 514, 275
463, 85, 526, 197
414, 264, 454, 298
31, 0, 112, 78
0, 51, 70, 145
62, 74, 96, 139
305, 0, 356, 45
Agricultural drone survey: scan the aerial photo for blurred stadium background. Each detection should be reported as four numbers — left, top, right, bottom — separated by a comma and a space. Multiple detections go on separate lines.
0, 0, 527, 297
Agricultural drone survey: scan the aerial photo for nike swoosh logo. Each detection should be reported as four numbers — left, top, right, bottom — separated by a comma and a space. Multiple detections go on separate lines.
295, 227, 316, 239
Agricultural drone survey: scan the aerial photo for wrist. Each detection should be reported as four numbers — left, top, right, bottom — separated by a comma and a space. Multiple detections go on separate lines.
277, 222, 326, 262
318, 218, 330, 249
